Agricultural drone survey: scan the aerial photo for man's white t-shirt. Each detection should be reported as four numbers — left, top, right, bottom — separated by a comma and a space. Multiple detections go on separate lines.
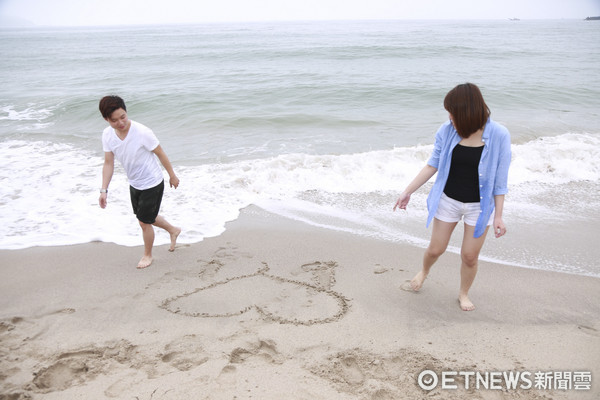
102, 120, 163, 190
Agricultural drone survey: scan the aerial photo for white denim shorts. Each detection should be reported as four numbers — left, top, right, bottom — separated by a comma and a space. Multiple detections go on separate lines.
435, 193, 493, 227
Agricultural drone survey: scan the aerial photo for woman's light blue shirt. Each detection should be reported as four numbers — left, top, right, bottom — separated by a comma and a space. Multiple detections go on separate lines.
426, 118, 511, 238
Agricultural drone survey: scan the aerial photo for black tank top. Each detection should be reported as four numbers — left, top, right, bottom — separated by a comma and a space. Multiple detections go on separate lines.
443, 144, 484, 203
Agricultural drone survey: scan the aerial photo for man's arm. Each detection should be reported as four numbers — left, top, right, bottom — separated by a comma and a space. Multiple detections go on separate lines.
152, 145, 179, 189
99, 151, 114, 208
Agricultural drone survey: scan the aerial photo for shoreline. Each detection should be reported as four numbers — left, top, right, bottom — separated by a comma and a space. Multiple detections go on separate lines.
2, 132, 600, 279
1, 205, 599, 399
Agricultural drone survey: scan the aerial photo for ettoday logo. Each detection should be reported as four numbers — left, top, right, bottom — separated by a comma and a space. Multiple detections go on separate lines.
417, 369, 592, 392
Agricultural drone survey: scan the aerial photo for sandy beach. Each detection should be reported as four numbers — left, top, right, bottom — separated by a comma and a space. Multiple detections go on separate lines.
1, 205, 598, 400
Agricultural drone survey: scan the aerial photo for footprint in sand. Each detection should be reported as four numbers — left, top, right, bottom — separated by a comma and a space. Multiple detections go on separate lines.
312, 348, 452, 399
32, 351, 101, 392
578, 325, 600, 337
31, 341, 137, 394
399, 280, 417, 292
217, 339, 284, 384
292, 261, 338, 290
228, 339, 283, 365
159, 334, 209, 372
160, 257, 350, 326
373, 264, 389, 275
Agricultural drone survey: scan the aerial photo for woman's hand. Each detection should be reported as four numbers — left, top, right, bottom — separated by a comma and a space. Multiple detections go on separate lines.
393, 165, 437, 212
493, 217, 506, 238
394, 192, 411, 211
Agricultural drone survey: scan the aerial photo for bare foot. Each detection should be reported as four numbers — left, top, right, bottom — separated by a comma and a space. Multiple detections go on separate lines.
458, 294, 475, 311
410, 270, 428, 291
137, 255, 153, 269
168, 227, 181, 252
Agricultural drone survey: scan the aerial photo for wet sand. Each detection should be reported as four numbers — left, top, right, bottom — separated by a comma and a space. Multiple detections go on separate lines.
1, 206, 598, 399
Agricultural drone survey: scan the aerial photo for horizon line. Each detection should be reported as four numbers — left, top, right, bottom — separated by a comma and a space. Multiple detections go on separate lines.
1, 16, 596, 29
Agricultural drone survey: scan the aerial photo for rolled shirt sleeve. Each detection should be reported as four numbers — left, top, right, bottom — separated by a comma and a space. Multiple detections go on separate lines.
493, 128, 511, 196
427, 121, 450, 169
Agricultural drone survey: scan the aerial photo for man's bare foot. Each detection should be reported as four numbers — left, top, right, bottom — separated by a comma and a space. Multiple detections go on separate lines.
410, 270, 428, 291
168, 227, 181, 252
137, 255, 153, 269
458, 294, 475, 311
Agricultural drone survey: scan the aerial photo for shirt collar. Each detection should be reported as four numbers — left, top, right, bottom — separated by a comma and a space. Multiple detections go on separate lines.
482, 118, 491, 143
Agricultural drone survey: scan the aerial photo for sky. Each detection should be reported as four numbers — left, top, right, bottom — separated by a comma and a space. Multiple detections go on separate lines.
1, 0, 599, 26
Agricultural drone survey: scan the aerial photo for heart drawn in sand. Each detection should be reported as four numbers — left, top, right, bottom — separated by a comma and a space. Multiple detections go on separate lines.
160, 261, 350, 326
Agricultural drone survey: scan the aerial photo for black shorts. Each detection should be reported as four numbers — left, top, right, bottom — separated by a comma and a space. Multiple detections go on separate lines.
130, 181, 164, 224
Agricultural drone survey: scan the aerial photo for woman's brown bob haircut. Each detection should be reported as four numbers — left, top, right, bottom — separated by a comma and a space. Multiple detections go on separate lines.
444, 83, 490, 138
99, 95, 127, 120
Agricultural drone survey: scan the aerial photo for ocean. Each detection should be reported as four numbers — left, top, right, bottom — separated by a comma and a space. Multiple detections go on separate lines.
1, 19, 599, 277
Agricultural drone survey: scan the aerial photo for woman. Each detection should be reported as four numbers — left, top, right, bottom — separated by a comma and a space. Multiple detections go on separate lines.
394, 83, 511, 311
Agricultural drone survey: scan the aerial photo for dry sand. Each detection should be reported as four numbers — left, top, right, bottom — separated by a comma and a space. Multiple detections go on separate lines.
1, 206, 599, 399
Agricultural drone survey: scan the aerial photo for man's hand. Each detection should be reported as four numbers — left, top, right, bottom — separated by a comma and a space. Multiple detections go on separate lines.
99, 192, 108, 208
170, 176, 180, 189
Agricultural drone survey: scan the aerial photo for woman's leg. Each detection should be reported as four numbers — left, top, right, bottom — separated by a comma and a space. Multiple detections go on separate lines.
411, 218, 458, 290
458, 223, 490, 311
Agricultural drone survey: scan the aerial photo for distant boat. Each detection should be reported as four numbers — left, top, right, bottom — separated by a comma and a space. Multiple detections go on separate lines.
509, 18, 520, 21
585, 16, 600, 21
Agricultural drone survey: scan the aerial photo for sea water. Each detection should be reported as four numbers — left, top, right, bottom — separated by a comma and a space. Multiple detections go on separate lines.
1, 20, 599, 276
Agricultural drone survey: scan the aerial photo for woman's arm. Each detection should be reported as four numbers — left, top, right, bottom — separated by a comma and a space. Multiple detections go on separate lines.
492, 127, 511, 238
394, 164, 438, 211
493, 194, 506, 238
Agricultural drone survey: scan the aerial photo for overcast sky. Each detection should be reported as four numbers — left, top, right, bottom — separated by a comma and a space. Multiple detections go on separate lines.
1, 0, 599, 26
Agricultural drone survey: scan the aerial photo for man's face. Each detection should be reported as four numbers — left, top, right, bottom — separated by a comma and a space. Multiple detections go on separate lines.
106, 108, 130, 132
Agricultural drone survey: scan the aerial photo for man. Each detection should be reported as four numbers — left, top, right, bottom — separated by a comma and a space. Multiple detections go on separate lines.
98, 95, 181, 269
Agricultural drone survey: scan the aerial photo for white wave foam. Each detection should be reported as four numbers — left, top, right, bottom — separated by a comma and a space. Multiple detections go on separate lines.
1, 132, 599, 277
0, 105, 54, 122
509, 133, 600, 184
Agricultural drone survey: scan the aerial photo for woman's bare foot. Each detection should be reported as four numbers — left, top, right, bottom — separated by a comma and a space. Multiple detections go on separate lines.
168, 227, 181, 252
458, 294, 475, 311
410, 270, 428, 291
137, 255, 153, 269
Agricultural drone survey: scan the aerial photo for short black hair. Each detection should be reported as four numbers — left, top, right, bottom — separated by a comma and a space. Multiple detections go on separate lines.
99, 95, 127, 119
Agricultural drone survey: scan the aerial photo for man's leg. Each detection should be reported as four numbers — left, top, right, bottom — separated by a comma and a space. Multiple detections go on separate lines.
153, 215, 181, 252
138, 220, 155, 269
